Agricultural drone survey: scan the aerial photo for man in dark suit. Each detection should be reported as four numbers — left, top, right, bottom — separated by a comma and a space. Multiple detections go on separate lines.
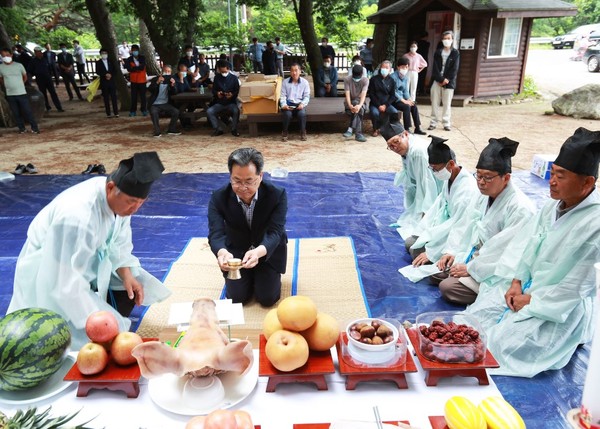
28, 47, 64, 112
43, 43, 60, 86
208, 148, 288, 307
96, 47, 119, 117
57, 43, 83, 100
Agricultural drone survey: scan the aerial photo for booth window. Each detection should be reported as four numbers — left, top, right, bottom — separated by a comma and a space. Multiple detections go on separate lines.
488, 17, 522, 57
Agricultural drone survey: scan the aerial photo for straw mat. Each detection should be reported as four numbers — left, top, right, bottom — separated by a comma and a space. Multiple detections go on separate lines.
136, 236, 368, 345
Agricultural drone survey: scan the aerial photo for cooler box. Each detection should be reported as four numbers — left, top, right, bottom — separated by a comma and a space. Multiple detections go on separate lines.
531, 154, 555, 180
240, 77, 282, 114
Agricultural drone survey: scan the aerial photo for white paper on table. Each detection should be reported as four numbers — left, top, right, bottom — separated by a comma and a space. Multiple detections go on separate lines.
398, 264, 442, 283
329, 421, 402, 429
188, 65, 196, 73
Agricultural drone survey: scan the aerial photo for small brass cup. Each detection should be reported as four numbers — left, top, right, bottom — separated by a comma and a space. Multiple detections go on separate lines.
227, 258, 242, 280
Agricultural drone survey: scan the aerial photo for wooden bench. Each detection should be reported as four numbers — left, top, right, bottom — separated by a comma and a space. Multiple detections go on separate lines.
246, 98, 370, 137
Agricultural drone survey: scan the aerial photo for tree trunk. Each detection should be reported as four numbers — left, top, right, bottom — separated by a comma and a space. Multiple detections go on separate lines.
372, 0, 396, 66
293, 0, 322, 91
85, 0, 130, 111
139, 19, 161, 76
0, 17, 12, 50
183, 0, 199, 48
0, 0, 16, 7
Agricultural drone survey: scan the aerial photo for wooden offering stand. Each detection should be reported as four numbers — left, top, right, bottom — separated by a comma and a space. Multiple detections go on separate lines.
428, 415, 449, 429
293, 421, 409, 428
336, 332, 417, 390
64, 338, 158, 398
259, 334, 335, 392
406, 328, 499, 386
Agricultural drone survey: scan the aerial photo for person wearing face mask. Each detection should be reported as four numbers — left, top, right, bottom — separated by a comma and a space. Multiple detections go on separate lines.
72, 40, 90, 85
406, 136, 478, 267
28, 47, 64, 112
262, 41, 277, 76
174, 63, 191, 93
197, 53, 212, 87
381, 122, 442, 236
351, 55, 368, 78
95, 47, 119, 118
123, 44, 148, 117
359, 38, 374, 74
57, 43, 83, 101
0, 47, 40, 133
429, 30, 460, 132
319, 37, 335, 61
433, 137, 535, 304
43, 43, 60, 87
178, 45, 199, 87
368, 60, 399, 137
402, 41, 427, 102
247, 37, 265, 73
148, 64, 182, 137
207, 59, 241, 137
391, 57, 425, 135
342, 64, 369, 142
316, 55, 338, 97
274, 37, 286, 77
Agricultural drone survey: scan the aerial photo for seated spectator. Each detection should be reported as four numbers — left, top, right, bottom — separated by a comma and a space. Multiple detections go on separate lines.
466, 128, 600, 377
391, 57, 425, 135
197, 53, 212, 87
368, 60, 398, 137
148, 64, 181, 137
279, 63, 310, 142
95, 47, 119, 118
262, 41, 277, 76
351, 55, 368, 78
316, 55, 338, 97
207, 59, 240, 137
178, 45, 199, 87
57, 43, 83, 101
175, 63, 191, 93
342, 64, 369, 142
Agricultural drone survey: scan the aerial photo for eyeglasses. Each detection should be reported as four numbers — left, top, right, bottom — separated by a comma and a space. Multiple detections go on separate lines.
230, 177, 260, 188
473, 172, 500, 183
428, 162, 448, 173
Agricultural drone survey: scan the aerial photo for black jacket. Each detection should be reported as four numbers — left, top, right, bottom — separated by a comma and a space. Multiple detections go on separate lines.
147, 75, 178, 106
208, 180, 288, 274
95, 58, 118, 89
210, 72, 240, 106
368, 74, 397, 108
57, 52, 76, 74
431, 47, 460, 89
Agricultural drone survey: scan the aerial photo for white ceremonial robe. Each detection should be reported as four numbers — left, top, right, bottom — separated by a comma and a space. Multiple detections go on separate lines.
8, 177, 171, 350
394, 135, 442, 238
410, 167, 479, 264
448, 181, 536, 290
466, 189, 600, 377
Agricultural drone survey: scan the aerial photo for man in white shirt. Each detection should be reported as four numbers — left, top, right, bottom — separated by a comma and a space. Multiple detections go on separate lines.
279, 63, 310, 142
72, 39, 90, 84
118, 41, 130, 63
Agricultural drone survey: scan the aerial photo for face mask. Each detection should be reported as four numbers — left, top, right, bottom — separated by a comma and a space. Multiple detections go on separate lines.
354, 61, 361, 66
186, 51, 192, 57
352, 77, 361, 82
398, 68, 408, 76
100, 54, 108, 60
323, 62, 330, 68
322, 42, 327, 46
132, 51, 139, 57
380, 68, 389, 77
2, 56, 12, 64
433, 165, 451, 181
179, 71, 186, 77
442, 39, 453, 48
61, 48, 67, 53
221, 71, 229, 78
410, 47, 417, 53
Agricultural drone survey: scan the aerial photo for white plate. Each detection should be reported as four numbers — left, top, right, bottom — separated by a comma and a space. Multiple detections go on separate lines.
148, 357, 259, 416
0, 355, 75, 405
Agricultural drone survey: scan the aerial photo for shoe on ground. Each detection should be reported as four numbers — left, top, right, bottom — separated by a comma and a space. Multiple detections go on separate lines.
168, 130, 182, 136
300, 132, 307, 141
414, 128, 427, 135
96, 164, 106, 175
31, 129, 40, 134
57, 109, 65, 112
25, 163, 38, 174
281, 132, 288, 142
107, 114, 113, 118
443, 126, 452, 131
129, 112, 136, 117
342, 130, 353, 138
427, 125, 436, 130
153, 132, 162, 137
82, 164, 96, 174
141, 111, 149, 116
114, 114, 119, 118
18, 129, 27, 134
372, 129, 380, 137
355, 133, 367, 142
14, 164, 26, 175
212, 129, 224, 136
231, 129, 240, 137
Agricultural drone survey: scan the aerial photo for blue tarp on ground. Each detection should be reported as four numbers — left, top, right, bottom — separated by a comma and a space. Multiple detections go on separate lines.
0, 171, 586, 428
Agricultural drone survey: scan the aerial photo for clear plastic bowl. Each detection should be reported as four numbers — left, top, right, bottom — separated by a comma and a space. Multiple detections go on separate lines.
416, 311, 487, 364
270, 167, 289, 178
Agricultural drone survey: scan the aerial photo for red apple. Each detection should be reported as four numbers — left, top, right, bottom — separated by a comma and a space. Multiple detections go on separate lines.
85, 310, 120, 343
77, 342, 109, 375
111, 332, 144, 366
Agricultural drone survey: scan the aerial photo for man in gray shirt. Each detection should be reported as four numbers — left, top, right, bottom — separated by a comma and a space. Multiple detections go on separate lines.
72, 40, 90, 85
342, 64, 369, 142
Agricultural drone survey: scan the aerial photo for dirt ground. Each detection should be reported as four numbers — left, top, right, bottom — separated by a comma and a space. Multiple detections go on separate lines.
1, 86, 598, 176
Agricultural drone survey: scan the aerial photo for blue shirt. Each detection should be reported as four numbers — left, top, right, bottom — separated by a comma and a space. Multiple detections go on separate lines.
247, 43, 265, 62
391, 70, 410, 102
279, 76, 310, 108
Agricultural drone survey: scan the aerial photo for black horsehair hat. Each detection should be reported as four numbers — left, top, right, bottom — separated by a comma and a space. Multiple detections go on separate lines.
427, 135, 454, 164
109, 152, 164, 199
476, 137, 519, 175
554, 127, 600, 177
380, 122, 405, 141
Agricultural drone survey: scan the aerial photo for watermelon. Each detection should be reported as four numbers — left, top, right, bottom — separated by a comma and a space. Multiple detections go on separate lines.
0, 308, 71, 391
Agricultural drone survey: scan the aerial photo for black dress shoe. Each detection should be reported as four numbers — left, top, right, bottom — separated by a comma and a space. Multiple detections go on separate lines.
96, 164, 106, 175
212, 129, 224, 136
14, 164, 26, 175
82, 164, 96, 174
231, 129, 240, 137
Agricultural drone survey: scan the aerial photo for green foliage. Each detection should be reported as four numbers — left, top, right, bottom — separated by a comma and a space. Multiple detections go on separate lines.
532, 0, 600, 37
0, 6, 40, 44
41, 27, 78, 47
513, 75, 540, 100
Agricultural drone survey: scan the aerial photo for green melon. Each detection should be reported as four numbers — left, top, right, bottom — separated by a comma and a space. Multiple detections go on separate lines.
0, 308, 71, 391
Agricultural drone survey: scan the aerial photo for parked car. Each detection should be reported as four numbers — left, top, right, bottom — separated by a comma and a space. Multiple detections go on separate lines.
552, 23, 600, 49
583, 43, 600, 72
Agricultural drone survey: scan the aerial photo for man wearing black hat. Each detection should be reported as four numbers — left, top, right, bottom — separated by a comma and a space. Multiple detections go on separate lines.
434, 137, 535, 304
407, 136, 478, 270
466, 128, 600, 377
7, 152, 171, 350
382, 122, 442, 239
342, 64, 369, 142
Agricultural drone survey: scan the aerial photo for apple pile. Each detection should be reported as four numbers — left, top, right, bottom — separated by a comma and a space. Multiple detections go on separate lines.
263, 295, 340, 372
76, 310, 144, 375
